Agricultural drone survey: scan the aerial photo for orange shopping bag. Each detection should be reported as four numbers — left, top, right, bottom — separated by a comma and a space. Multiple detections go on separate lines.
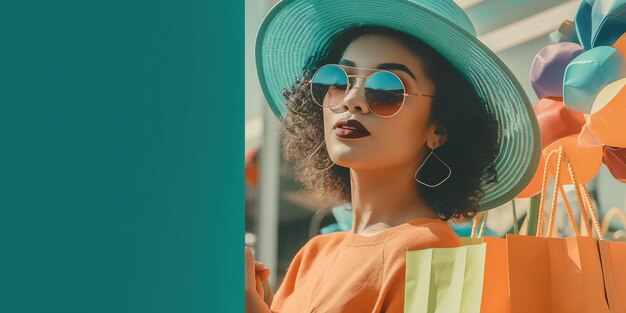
597, 201, 626, 313
462, 211, 510, 313
480, 237, 511, 313
506, 146, 609, 313
599, 239, 626, 313
478, 235, 509, 313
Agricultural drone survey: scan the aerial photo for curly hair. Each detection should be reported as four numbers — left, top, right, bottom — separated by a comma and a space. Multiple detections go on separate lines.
279, 25, 499, 221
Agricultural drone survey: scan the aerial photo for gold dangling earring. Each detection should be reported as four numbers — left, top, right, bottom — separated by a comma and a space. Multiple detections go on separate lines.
414, 148, 451, 187
307, 138, 336, 174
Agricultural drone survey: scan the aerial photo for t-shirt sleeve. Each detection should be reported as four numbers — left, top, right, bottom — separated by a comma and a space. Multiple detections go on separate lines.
269, 244, 306, 312
270, 234, 329, 313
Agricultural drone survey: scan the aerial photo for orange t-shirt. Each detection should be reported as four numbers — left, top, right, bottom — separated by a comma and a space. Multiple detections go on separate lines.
269, 217, 462, 313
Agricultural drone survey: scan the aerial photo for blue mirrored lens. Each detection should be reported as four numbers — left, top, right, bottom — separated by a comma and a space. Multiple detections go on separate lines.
364, 71, 404, 116
311, 65, 348, 107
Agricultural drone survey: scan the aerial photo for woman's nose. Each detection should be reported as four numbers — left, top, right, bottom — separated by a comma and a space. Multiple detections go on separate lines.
339, 82, 370, 114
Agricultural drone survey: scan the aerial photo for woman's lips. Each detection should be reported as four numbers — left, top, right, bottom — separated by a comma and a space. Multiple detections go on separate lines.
333, 127, 370, 138
333, 119, 371, 139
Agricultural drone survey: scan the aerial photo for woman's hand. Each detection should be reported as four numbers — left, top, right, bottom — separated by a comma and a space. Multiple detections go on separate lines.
245, 246, 274, 313
255, 260, 273, 306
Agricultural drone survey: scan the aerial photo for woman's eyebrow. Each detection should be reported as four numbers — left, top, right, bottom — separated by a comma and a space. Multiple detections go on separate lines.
338, 59, 356, 67
376, 63, 416, 81
338, 59, 417, 81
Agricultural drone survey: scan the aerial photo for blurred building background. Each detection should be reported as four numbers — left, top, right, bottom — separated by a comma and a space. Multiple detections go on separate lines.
245, 0, 626, 290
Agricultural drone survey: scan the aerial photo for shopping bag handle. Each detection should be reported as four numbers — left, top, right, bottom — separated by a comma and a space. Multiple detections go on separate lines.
536, 147, 580, 237
536, 146, 603, 239
471, 211, 488, 239
535, 146, 603, 239
579, 183, 603, 240
601, 208, 626, 239
548, 147, 585, 237
561, 150, 603, 239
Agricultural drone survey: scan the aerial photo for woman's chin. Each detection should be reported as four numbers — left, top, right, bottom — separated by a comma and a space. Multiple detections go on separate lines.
329, 154, 378, 170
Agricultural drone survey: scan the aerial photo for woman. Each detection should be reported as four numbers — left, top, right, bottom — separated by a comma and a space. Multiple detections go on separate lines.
247, 0, 541, 312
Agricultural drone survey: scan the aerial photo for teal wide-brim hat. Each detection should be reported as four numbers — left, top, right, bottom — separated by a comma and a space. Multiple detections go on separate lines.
255, 0, 541, 211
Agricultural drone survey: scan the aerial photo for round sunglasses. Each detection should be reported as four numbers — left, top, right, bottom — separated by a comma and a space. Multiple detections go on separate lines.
310, 64, 435, 118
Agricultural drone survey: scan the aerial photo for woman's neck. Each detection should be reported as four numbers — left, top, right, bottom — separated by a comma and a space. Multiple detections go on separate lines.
348, 164, 439, 236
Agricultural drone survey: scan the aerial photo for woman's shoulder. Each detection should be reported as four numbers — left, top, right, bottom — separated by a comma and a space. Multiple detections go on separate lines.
287, 231, 349, 263
300, 231, 350, 252
282, 232, 349, 275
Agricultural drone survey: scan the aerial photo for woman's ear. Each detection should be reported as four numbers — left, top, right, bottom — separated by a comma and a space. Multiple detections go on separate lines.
426, 125, 448, 149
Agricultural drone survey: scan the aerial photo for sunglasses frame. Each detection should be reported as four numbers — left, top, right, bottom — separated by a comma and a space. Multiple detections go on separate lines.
310, 64, 435, 118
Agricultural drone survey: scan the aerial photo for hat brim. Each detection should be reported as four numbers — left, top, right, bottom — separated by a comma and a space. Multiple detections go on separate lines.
255, 0, 541, 211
